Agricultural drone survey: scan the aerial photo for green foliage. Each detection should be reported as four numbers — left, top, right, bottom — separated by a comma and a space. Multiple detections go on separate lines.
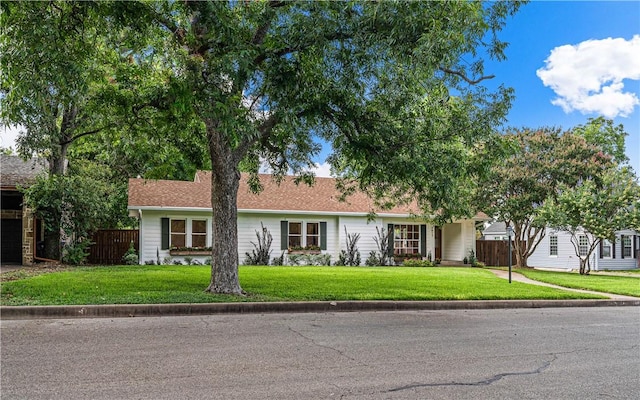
244, 223, 273, 265
336, 227, 361, 266
365, 251, 382, 267
401, 259, 434, 268
61, 239, 92, 265
270, 252, 284, 266
4, 0, 525, 292
539, 167, 640, 274
122, 243, 139, 265
372, 226, 390, 266
475, 127, 614, 267
573, 117, 629, 166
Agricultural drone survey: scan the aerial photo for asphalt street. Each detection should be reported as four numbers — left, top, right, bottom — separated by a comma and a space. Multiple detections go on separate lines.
1, 307, 639, 399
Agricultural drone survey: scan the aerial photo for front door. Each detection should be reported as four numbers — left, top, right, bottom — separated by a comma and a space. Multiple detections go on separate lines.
434, 227, 442, 260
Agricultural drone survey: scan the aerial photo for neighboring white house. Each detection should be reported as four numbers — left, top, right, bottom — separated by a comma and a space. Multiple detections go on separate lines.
527, 229, 639, 271
481, 221, 511, 240
127, 171, 488, 265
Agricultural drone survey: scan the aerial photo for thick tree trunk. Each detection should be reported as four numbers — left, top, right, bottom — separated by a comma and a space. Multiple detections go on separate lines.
513, 235, 528, 268
205, 124, 244, 295
42, 141, 69, 261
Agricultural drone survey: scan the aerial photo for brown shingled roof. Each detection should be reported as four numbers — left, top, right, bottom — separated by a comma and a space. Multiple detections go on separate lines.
129, 172, 419, 215
0, 155, 47, 188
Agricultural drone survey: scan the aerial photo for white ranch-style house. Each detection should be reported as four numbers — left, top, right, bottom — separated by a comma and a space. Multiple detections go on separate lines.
127, 171, 488, 265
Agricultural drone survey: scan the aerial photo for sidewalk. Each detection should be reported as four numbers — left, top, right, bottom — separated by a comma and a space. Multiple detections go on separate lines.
487, 269, 640, 301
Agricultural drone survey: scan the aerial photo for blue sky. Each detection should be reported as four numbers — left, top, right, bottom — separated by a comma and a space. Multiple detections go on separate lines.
310, 1, 640, 176
480, 1, 639, 171
2, 1, 638, 176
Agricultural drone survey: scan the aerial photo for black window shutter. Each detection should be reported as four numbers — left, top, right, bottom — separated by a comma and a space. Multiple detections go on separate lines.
161, 218, 170, 250
281, 221, 288, 250
320, 222, 327, 250
420, 225, 427, 257
621, 235, 625, 259
634, 235, 637, 259
387, 224, 394, 257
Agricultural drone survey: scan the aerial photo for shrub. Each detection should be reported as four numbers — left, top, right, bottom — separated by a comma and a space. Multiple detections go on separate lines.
335, 226, 361, 266
402, 259, 434, 267
62, 239, 93, 265
271, 252, 284, 266
121, 242, 139, 265
365, 251, 381, 266
183, 256, 193, 265
144, 260, 156, 265
244, 222, 273, 265
162, 256, 173, 265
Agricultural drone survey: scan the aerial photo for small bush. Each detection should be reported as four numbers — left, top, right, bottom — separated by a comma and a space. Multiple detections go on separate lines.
402, 259, 434, 268
163, 256, 173, 265
62, 239, 93, 265
144, 260, 156, 265
244, 222, 272, 265
271, 252, 284, 266
204, 257, 212, 265
473, 261, 486, 268
173, 260, 183, 265
183, 256, 193, 265
365, 251, 381, 266
121, 242, 139, 265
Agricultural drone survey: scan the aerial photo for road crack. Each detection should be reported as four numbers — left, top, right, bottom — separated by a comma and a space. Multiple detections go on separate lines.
287, 325, 367, 366
387, 355, 557, 392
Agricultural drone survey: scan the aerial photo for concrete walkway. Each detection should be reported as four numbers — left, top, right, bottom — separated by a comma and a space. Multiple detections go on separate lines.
488, 268, 640, 300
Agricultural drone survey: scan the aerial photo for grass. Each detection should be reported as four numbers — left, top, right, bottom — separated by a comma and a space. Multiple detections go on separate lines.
514, 268, 640, 297
0, 265, 607, 306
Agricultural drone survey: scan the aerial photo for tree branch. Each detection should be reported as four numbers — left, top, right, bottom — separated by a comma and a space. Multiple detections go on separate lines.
60, 124, 116, 146
439, 67, 495, 85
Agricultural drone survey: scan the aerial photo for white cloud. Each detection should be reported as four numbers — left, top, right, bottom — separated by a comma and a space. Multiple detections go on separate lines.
308, 162, 333, 178
1, 125, 22, 149
536, 35, 640, 118
259, 161, 334, 178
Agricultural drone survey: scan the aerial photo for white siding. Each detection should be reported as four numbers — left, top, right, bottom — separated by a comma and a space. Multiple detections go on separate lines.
528, 229, 639, 271
137, 209, 483, 267
461, 219, 476, 260
338, 216, 383, 264
240, 213, 339, 264
139, 210, 213, 264
442, 223, 463, 261
596, 231, 639, 271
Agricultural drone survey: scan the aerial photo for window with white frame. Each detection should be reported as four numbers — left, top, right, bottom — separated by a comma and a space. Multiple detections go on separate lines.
601, 239, 612, 258
578, 235, 588, 257
394, 224, 420, 255
623, 236, 632, 258
191, 220, 207, 248
170, 219, 186, 247
287, 221, 322, 249
288, 222, 302, 248
306, 222, 319, 248
549, 235, 558, 256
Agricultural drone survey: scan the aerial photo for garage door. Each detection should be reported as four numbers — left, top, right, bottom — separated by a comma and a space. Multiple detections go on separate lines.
1, 219, 22, 263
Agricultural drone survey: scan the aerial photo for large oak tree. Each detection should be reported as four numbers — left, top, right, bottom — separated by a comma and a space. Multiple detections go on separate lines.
4, 1, 524, 293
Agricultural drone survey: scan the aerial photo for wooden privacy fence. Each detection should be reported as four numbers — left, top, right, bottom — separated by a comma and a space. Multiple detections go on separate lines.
88, 229, 139, 265
475, 240, 525, 267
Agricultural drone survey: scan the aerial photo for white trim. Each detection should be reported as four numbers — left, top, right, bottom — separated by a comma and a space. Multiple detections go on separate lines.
128, 205, 427, 218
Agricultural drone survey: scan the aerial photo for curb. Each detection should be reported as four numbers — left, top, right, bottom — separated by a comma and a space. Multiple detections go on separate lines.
2, 299, 639, 320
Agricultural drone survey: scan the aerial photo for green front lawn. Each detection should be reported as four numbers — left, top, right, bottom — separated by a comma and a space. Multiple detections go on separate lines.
0, 266, 606, 306
515, 269, 640, 297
